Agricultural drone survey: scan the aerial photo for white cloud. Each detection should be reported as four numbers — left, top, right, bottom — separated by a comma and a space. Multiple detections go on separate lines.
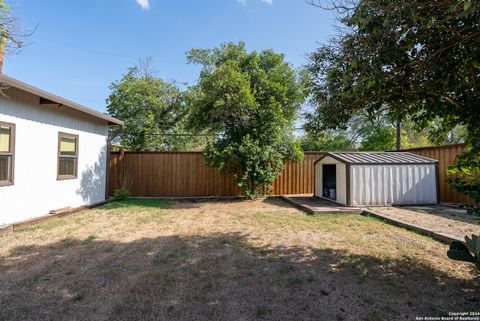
236, 0, 273, 5
136, 0, 150, 10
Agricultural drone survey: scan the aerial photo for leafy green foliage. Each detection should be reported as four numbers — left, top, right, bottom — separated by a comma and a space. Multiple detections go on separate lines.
107, 62, 206, 151
187, 42, 305, 197
307, 1, 480, 139
300, 114, 432, 152
306, 0, 479, 198
357, 122, 397, 152
299, 131, 354, 152
447, 149, 480, 206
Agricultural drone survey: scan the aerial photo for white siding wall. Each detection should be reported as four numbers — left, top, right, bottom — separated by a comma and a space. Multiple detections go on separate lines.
350, 164, 437, 206
314, 156, 347, 205
0, 88, 109, 226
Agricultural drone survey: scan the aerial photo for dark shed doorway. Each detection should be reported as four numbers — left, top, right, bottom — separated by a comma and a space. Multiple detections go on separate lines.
322, 164, 337, 200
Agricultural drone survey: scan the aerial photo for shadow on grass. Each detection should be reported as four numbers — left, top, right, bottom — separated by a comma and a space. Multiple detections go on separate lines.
261, 196, 303, 210
0, 233, 478, 321
102, 198, 173, 210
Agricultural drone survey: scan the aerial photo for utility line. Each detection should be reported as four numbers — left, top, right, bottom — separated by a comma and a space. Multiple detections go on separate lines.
43, 39, 188, 64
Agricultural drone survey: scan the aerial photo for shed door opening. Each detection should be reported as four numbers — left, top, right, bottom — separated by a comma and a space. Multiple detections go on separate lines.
322, 164, 336, 200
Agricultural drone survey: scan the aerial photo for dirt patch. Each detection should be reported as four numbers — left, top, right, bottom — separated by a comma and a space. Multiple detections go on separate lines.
0, 198, 478, 321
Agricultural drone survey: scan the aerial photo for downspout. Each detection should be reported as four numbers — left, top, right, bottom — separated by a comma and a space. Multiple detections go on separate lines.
104, 125, 122, 200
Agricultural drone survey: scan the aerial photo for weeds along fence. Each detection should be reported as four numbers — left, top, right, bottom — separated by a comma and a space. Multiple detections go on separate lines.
402, 144, 470, 204
109, 145, 470, 203
108, 151, 323, 197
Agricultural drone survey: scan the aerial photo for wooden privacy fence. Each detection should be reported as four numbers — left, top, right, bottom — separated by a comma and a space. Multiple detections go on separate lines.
109, 144, 471, 203
402, 144, 469, 204
108, 151, 323, 197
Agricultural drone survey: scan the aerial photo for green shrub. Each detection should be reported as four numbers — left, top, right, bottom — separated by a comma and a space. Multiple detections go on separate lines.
447, 150, 480, 217
113, 188, 131, 201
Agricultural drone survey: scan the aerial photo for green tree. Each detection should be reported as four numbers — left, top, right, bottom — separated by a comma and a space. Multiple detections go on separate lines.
355, 115, 432, 151
306, 0, 480, 203
187, 42, 306, 197
358, 124, 396, 151
107, 61, 205, 151
301, 113, 433, 152
299, 131, 354, 151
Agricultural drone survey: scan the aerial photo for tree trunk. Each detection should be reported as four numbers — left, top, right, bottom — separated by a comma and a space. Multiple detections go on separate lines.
396, 119, 402, 151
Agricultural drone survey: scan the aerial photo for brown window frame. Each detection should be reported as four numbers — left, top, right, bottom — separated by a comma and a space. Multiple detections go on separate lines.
0, 121, 15, 187
57, 132, 79, 180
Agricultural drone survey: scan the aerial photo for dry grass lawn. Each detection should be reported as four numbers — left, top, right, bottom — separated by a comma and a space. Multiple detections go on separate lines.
0, 198, 478, 321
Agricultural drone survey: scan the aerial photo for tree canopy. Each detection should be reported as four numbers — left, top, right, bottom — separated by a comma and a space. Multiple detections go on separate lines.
107, 62, 206, 151
300, 113, 433, 152
299, 131, 355, 152
186, 42, 306, 197
306, 0, 479, 146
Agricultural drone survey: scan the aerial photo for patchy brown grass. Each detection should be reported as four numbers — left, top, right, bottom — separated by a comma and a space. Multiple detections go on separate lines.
0, 198, 478, 321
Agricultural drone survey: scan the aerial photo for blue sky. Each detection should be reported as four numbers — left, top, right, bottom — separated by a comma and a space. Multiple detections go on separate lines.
5, 0, 335, 113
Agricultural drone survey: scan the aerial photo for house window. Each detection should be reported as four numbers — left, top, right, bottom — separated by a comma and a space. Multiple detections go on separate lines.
0, 121, 15, 186
58, 132, 78, 180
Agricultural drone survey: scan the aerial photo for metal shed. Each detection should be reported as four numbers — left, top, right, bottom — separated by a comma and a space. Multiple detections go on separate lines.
314, 152, 439, 206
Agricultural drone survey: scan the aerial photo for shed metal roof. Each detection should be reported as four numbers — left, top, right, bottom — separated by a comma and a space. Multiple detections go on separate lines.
318, 152, 438, 165
0, 74, 124, 126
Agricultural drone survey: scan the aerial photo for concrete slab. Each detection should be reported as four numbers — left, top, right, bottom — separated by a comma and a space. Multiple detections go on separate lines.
363, 205, 479, 244
361, 210, 465, 244
280, 195, 361, 214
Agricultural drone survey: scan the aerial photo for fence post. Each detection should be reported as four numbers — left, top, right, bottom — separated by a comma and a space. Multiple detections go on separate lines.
119, 149, 125, 190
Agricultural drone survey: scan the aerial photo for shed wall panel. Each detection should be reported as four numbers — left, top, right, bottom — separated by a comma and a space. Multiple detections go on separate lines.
402, 144, 470, 203
350, 164, 437, 206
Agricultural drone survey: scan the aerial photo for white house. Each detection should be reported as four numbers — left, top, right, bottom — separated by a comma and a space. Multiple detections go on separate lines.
314, 152, 439, 206
0, 75, 123, 226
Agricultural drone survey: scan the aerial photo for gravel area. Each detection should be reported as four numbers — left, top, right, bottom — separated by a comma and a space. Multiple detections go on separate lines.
366, 205, 480, 240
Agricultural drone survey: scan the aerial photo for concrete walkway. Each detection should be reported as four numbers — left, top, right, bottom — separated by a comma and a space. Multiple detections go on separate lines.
279, 195, 361, 214
363, 205, 480, 243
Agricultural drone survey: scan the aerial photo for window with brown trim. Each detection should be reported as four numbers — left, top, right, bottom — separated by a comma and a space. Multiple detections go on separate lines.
0, 121, 15, 186
57, 132, 78, 180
